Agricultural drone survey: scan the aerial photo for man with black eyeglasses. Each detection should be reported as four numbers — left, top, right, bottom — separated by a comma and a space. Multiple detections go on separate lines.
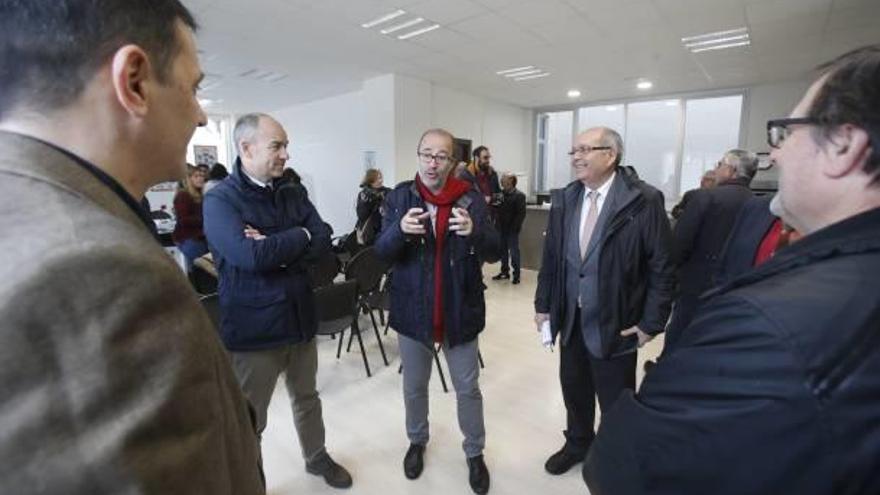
534, 127, 674, 477
584, 45, 880, 494
375, 128, 498, 494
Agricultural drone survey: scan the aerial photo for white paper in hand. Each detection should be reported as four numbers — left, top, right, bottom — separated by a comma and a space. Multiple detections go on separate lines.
540, 320, 554, 350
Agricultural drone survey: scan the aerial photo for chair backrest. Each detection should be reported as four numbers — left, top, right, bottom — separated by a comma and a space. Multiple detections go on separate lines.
199, 293, 221, 332
314, 279, 358, 336
308, 250, 341, 288
344, 246, 389, 295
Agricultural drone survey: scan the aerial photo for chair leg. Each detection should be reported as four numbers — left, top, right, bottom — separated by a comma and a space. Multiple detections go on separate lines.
478, 350, 485, 369
378, 308, 386, 326
433, 344, 449, 394
368, 308, 389, 366
346, 328, 355, 353
354, 323, 372, 378
336, 330, 345, 359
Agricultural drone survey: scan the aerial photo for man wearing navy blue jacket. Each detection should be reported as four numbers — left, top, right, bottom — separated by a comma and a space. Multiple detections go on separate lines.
203, 113, 352, 489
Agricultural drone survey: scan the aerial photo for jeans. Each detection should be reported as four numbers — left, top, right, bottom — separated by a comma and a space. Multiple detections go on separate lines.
499, 230, 521, 277
177, 238, 208, 272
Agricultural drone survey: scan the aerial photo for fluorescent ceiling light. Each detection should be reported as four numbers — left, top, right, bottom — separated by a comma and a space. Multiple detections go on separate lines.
514, 72, 551, 81
681, 27, 747, 43
605, 106, 618, 111
665, 100, 679, 106
567, 90, 581, 98
503, 69, 543, 78
637, 80, 653, 90
691, 40, 751, 53
381, 17, 425, 35
362, 9, 406, 28
496, 65, 534, 75
397, 24, 440, 40
685, 34, 749, 49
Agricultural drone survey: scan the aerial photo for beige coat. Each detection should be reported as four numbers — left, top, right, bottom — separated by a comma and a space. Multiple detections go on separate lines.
0, 131, 264, 494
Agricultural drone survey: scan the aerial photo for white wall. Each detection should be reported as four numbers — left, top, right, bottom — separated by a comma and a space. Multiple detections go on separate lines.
743, 79, 811, 183
269, 73, 535, 234
274, 90, 366, 236
394, 75, 534, 187
744, 79, 811, 152
393, 75, 432, 183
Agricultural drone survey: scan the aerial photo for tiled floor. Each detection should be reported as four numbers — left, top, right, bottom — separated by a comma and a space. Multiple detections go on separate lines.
260, 264, 664, 494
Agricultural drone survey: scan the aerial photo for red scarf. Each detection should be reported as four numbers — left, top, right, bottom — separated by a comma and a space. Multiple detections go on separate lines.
415, 174, 472, 343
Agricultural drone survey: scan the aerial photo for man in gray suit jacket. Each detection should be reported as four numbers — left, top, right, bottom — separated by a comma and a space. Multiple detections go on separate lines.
0, 1, 264, 493
534, 127, 674, 477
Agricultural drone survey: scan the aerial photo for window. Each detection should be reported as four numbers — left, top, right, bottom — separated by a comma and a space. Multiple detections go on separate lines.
625, 100, 682, 207
680, 95, 744, 194
536, 93, 744, 209
537, 110, 573, 192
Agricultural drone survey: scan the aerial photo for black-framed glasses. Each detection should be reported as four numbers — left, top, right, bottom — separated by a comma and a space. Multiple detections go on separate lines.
417, 152, 451, 165
767, 117, 818, 149
568, 145, 612, 157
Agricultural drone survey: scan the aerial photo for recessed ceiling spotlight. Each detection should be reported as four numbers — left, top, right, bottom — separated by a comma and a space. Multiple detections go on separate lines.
567, 90, 581, 98
637, 80, 653, 90
362, 9, 406, 29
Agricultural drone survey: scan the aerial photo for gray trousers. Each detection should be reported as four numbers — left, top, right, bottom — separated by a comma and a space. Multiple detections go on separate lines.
398, 334, 485, 458
231, 339, 326, 463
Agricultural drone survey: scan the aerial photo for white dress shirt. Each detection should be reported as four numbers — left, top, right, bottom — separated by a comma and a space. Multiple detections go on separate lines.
579, 171, 616, 247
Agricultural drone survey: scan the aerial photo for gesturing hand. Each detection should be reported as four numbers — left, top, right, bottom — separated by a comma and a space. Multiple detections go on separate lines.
449, 207, 473, 237
400, 207, 430, 235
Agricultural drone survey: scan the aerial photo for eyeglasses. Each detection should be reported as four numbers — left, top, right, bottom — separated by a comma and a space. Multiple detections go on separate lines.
568, 145, 612, 157
767, 117, 818, 149
418, 152, 451, 165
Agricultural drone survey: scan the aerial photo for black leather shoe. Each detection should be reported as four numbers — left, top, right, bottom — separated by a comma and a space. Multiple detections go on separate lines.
306, 452, 353, 489
491, 272, 510, 280
544, 447, 584, 475
511, 276, 520, 284
403, 444, 425, 480
467, 455, 490, 494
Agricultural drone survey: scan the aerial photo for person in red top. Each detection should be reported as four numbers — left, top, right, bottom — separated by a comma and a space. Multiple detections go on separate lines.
172, 165, 208, 271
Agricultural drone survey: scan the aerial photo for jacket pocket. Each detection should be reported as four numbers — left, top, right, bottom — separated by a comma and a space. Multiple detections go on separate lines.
221, 290, 290, 346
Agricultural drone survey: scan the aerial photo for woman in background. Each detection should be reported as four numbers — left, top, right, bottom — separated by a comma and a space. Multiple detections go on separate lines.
355, 168, 390, 246
173, 166, 209, 271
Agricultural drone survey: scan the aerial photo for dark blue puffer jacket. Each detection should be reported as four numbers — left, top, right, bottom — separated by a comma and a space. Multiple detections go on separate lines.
203, 161, 331, 351
375, 180, 499, 348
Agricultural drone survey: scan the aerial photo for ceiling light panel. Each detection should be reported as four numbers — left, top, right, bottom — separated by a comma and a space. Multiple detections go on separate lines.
380, 17, 425, 35
363, 9, 441, 41
682, 27, 750, 54
397, 24, 441, 40
361, 9, 406, 29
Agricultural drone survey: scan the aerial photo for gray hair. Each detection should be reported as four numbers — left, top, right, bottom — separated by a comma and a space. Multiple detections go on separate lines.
233, 113, 271, 155
417, 128, 455, 152
722, 149, 759, 181
598, 127, 625, 167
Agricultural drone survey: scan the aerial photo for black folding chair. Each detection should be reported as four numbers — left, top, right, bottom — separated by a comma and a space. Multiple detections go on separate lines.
343, 247, 390, 367
314, 279, 375, 377
308, 250, 341, 288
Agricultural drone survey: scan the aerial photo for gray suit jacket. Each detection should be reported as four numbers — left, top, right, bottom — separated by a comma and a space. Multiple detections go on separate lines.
0, 131, 264, 494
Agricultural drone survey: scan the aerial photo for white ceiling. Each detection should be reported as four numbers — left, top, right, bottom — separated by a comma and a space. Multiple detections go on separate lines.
184, 0, 880, 114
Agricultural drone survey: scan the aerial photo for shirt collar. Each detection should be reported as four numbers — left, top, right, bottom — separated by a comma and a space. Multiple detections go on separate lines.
242, 168, 270, 189
586, 170, 616, 198
18, 134, 157, 236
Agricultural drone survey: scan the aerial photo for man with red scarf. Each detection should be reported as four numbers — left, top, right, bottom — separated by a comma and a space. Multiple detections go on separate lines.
375, 128, 499, 495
